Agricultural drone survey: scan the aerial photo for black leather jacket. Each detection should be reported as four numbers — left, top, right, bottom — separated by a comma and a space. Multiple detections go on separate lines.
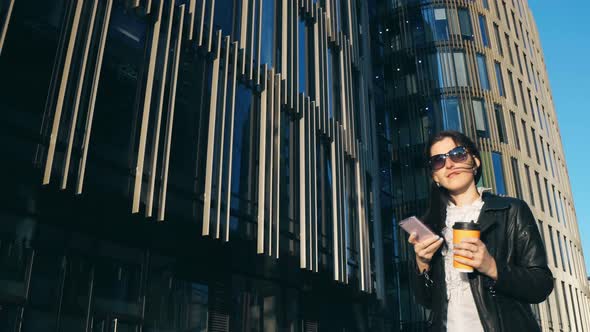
411, 193, 554, 332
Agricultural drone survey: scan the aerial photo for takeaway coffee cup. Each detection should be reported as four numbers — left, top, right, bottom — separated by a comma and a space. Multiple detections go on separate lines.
452, 221, 481, 272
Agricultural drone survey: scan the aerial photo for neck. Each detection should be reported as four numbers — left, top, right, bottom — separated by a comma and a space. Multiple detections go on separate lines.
449, 183, 480, 207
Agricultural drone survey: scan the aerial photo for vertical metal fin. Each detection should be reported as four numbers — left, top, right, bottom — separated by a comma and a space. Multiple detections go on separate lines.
158, 4, 185, 222
43, 0, 85, 185
76, 0, 113, 194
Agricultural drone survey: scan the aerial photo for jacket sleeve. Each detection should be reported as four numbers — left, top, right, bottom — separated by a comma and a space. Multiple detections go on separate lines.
494, 200, 554, 303
409, 254, 435, 309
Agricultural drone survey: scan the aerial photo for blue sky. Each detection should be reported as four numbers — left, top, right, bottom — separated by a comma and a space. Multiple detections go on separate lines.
528, 0, 590, 275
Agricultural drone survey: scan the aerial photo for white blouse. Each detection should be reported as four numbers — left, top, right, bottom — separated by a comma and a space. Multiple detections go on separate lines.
442, 189, 488, 332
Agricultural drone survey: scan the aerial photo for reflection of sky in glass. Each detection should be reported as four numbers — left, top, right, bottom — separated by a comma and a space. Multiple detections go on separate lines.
109, 4, 147, 48
230, 86, 253, 204
260, 0, 274, 66
492, 152, 506, 195
213, 0, 235, 33
441, 98, 462, 132
299, 19, 306, 93
477, 54, 490, 90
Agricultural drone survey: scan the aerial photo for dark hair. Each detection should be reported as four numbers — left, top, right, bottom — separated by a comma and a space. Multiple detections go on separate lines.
421, 131, 482, 235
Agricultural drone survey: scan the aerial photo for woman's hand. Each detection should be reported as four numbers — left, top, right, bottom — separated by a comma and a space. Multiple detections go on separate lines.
409, 233, 444, 273
453, 238, 498, 280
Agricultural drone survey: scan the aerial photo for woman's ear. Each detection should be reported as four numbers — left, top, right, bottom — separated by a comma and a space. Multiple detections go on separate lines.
474, 156, 481, 168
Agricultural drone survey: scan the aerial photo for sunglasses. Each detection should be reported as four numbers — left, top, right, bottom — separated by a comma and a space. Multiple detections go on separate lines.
429, 146, 470, 170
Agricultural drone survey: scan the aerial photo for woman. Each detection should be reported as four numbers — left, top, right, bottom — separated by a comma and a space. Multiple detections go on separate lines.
409, 130, 553, 331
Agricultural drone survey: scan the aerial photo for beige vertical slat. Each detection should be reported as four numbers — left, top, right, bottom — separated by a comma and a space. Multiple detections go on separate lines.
272, 73, 282, 259
213, 35, 231, 237
202, 30, 223, 235
303, 97, 315, 271
239, 0, 249, 49
223, 41, 239, 242
207, 0, 215, 52
196, 0, 206, 46
255, 0, 263, 86
299, 94, 307, 269
187, 0, 196, 40
61, 0, 100, 190
246, 0, 256, 81
146, 0, 175, 217
257, 64, 269, 254
338, 124, 346, 283
280, 0, 288, 79
265, 69, 275, 255
0, 0, 15, 55
76, 0, 113, 194
311, 103, 319, 272
42, 0, 85, 185
330, 121, 339, 281
131, 0, 165, 213
354, 149, 364, 291
145, 0, 153, 14
158, 4, 185, 222
286, 0, 294, 109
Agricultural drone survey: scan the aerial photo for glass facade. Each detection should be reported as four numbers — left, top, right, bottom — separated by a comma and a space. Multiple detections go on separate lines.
1, 0, 588, 331
0, 0, 386, 330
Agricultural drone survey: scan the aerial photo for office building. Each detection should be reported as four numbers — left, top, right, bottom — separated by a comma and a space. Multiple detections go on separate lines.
0, 0, 587, 331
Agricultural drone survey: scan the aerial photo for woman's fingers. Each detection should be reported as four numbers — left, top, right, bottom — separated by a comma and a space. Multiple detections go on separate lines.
408, 232, 417, 244
417, 237, 443, 258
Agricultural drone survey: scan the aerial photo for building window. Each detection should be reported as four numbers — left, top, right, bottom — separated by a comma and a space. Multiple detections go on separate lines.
476, 54, 490, 90
548, 226, 558, 268
525, 164, 534, 205
494, 62, 505, 96
510, 112, 520, 150
512, 11, 519, 38
511, 157, 523, 198
557, 232, 566, 272
540, 137, 548, 171
536, 98, 543, 129
544, 178, 553, 217
537, 220, 545, 244
494, 104, 507, 143
521, 120, 531, 157
548, 144, 555, 177
436, 51, 469, 88
478, 15, 490, 47
423, 7, 450, 41
458, 8, 474, 40
531, 128, 540, 164
561, 282, 572, 329
472, 99, 489, 137
508, 70, 517, 106
502, 1, 510, 30
518, 80, 526, 113
551, 185, 561, 223
516, 44, 523, 74
528, 89, 536, 122
441, 98, 462, 131
535, 171, 544, 211
483, 0, 489, 9
505, 34, 514, 64
559, 191, 566, 226
492, 152, 507, 195
494, 24, 503, 55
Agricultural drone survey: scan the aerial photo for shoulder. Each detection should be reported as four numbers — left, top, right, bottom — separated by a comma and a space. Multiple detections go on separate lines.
481, 192, 527, 211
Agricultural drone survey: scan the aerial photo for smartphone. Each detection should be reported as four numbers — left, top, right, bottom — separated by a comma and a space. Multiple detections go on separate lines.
399, 216, 436, 241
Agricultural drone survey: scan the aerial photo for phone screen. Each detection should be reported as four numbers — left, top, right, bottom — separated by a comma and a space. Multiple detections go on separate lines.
399, 216, 436, 241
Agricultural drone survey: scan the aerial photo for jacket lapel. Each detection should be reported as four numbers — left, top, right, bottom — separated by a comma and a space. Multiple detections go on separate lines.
477, 192, 510, 234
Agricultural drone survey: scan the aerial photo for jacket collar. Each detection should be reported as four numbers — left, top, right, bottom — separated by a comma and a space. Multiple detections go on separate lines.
477, 192, 510, 233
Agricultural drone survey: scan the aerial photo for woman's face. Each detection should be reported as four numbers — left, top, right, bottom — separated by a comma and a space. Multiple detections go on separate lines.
430, 137, 480, 193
